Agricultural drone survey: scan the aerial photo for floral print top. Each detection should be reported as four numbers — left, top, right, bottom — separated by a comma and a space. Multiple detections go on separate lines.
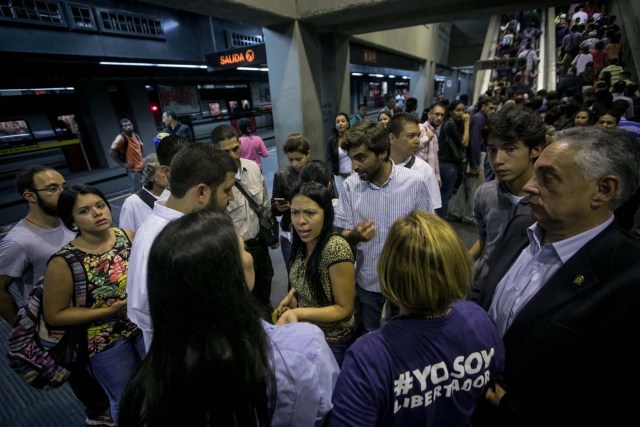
54, 228, 139, 357
289, 234, 355, 339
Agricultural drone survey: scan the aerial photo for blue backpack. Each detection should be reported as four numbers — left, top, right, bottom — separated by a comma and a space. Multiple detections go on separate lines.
7, 251, 88, 389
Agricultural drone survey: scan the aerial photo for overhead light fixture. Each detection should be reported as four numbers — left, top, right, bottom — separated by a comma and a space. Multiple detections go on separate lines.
0, 87, 74, 93
351, 72, 363, 76
237, 67, 269, 72
99, 61, 206, 69
388, 75, 396, 78
402, 76, 410, 79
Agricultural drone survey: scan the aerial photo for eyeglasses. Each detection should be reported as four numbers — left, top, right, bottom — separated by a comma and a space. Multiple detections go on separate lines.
32, 184, 66, 194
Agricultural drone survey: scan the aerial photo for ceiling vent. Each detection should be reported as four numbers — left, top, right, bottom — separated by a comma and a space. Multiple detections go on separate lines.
96, 8, 164, 39
0, 0, 65, 27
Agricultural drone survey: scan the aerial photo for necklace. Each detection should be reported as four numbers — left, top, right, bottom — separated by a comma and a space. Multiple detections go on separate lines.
399, 307, 452, 321
24, 216, 50, 229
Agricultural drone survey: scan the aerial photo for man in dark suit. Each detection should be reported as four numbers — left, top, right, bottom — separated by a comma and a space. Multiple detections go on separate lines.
472, 126, 640, 426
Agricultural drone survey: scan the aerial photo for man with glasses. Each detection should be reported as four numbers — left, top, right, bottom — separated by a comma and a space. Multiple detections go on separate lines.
0, 166, 114, 426
211, 124, 276, 309
0, 166, 73, 323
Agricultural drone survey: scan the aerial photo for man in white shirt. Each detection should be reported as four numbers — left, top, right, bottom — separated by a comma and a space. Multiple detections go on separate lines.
119, 154, 170, 231
388, 112, 442, 211
127, 141, 236, 350
211, 124, 275, 308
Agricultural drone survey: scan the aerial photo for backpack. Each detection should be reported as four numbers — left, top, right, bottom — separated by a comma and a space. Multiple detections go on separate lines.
7, 251, 88, 389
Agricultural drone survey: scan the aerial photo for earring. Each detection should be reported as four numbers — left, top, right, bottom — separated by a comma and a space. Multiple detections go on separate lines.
72, 225, 79, 231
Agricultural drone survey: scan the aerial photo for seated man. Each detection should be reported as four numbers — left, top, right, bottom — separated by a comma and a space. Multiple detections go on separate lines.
473, 127, 640, 426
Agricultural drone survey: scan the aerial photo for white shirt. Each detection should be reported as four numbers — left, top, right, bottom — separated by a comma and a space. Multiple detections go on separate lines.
397, 156, 442, 209
127, 200, 184, 350
228, 158, 270, 241
119, 188, 170, 231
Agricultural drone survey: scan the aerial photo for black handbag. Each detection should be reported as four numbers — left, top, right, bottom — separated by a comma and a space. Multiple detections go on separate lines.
234, 182, 279, 246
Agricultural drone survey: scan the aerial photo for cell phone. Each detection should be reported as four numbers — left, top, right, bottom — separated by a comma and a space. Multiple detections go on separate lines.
273, 198, 288, 204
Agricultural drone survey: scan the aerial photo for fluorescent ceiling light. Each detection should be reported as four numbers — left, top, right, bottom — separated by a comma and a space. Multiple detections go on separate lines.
237, 67, 269, 72
351, 72, 363, 76
0, 87, 74, 93
99, 61, 206, 69
388, 75, 396, 78
402, 76, 410, 79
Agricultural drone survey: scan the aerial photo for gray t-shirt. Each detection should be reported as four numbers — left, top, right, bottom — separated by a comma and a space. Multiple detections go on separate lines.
0, 219, 76, 299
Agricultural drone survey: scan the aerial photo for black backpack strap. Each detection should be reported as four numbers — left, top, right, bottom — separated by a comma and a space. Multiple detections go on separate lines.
234, 181, 260, 214
135, 189, 156, 209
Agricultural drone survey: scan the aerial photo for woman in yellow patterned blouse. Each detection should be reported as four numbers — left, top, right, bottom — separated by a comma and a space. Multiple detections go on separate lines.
43, 184, 142, 424
276, 181, 356, 366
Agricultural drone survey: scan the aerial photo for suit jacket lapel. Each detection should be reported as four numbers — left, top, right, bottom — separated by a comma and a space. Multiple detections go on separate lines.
504, 225, 614, 340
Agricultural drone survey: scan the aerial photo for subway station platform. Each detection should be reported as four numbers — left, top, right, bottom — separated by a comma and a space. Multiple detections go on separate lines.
0, 127, 476, 426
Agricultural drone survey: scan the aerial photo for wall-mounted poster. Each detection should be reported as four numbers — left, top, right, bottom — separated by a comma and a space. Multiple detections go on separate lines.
158, 85, 200, 115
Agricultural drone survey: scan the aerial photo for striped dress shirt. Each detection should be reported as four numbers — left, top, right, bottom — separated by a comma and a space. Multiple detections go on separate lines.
334, 164, 433, 293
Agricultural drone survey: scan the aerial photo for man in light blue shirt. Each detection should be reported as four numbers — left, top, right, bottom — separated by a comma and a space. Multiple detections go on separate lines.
473, 127, 640, 426
334, 120, 433, 332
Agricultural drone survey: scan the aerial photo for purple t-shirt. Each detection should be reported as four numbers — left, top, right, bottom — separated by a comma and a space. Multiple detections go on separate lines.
330, 300, 504, 427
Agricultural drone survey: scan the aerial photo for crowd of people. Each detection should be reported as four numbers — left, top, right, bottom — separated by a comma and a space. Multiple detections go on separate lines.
2, 3, 640, 424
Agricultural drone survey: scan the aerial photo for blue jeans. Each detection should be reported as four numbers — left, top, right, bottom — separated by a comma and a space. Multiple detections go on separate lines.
439, 162, 459, 219
327, 332, 356, 367
128, 171, 141, 194
356, 285, 386, 332
89, 333, 145, 424
280, 235, 292, 272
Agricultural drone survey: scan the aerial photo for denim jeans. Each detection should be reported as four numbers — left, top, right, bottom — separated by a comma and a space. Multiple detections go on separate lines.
128, 171, 141, 194
439, 162, 460, 219
327, 332, 356, 367
280, 235, 292, 272
356, 285, 386, 332
89, 333, 145, 424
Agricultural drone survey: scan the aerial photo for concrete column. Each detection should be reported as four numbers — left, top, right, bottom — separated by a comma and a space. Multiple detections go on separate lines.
265, 22, 323, 169
124, 81, 159, 153
410, 60, 433, 114
75, 79, 120, 168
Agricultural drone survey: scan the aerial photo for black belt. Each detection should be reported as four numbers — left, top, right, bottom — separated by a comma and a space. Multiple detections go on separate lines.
244, 237, 261, 247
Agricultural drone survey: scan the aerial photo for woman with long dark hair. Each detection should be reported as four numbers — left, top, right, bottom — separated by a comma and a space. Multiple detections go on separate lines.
120, 209, 339, 426
327, 112, 352, 196
272, 133, 312, 269
276, 182, 355, 366
43, 184, 142, 424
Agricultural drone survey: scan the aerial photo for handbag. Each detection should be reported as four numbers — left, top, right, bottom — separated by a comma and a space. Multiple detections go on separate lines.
235, 182, 279, 246
7, 251, 87, 389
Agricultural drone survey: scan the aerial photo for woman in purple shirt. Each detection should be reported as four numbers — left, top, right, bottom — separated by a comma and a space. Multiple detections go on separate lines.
331, 211, 504, 427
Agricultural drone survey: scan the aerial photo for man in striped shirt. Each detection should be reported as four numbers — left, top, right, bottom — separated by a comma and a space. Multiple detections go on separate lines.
334, 120, 434, 332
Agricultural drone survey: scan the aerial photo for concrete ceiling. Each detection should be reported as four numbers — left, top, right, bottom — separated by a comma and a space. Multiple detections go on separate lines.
141, 0, 569, 35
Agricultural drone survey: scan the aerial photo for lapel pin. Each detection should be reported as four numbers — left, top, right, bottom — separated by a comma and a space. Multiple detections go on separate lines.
573, 275, 584, 286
